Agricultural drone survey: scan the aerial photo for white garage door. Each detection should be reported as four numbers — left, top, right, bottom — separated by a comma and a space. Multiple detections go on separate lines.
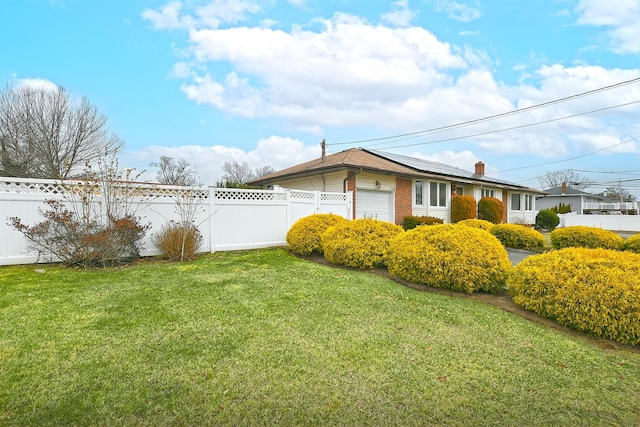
356, 190, 393, 222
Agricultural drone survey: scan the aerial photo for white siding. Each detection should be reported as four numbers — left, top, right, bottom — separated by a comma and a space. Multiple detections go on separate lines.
273, 171, 347, 192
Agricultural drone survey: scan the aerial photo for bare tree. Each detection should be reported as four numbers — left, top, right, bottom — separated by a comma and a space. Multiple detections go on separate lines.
254, 165, 276, 179
538, 169, 590, 191
150, 156, 199, 186
604, 180, 636, 202
222, 161, 255, 185
0, 83, 123, 179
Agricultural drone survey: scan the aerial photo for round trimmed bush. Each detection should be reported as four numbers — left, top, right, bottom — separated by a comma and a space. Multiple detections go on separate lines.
451, 195, 477, 223
387, 224, 511, 293
490, 223, 544, 251
535, 209, 560, 231
624, 233, 640, 253
321, 218, 404, 269
478, 196, 504, 224
457, 218, 495, 231
286, 213, 347, 255
550, 226, 623, 250
508, 248, 640, 344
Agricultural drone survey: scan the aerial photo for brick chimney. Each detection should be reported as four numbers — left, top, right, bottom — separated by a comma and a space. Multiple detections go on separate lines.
474, 161, 485, 176
561, 182, 567, 194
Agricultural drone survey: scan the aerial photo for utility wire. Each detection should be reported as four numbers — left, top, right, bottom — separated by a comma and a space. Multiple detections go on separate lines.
360, 100, 640, 150
328, 76, 640, 147
488, 134, 640, 175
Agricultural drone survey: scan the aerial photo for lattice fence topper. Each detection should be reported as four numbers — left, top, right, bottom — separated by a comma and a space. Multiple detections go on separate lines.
214, 189, 288, 201
289, 190, 315, 200
0, 179, 67, 194
321, 192, 349, 201
0, 177, 209, 199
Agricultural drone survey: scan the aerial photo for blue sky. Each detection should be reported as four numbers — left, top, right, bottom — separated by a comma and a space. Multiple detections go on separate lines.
1, 0, 639, 194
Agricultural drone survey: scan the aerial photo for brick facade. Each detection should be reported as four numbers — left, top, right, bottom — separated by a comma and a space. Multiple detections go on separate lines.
345, 171, 357, 219
395, 177, 413, 225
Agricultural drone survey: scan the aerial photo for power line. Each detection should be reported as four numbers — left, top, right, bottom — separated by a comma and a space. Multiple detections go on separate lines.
328, 76, 640, 147
360, 99, 640, 150
489, 134, 640, 175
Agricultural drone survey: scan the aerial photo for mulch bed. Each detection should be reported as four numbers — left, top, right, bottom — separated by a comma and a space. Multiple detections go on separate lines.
296, 252, 640, 355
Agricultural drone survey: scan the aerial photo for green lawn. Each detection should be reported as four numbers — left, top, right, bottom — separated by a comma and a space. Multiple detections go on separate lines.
1, 248, 639, 426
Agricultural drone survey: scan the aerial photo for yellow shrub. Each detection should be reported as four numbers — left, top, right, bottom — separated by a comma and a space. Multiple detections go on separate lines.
457, 218, 495, 231
508, 248, 640, 345
550, 226, 623, 250
387, 224, 511, 293
286, 213, 347, 255
321, 219, 404, 269
490, 224, 544, 251
624, 233, 640, 253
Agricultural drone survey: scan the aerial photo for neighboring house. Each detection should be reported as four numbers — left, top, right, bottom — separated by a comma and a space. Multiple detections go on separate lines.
536, 183, 638, 215
249, 148, 546, 225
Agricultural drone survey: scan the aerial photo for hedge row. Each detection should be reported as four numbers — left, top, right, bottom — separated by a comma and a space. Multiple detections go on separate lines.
387, 224, 510, 293
550, 226, 624, 250
490, 224, 544, 251
508, 248, 640, 345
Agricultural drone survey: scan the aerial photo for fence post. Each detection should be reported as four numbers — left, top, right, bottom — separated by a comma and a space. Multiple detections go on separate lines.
209, 186, 216, 253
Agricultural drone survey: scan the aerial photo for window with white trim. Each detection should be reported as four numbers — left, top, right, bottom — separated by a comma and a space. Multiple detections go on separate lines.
511, 193, 521, 211
525, 194, 534, 211
481, 189, 495, 198
414, 180, 424, 206
429, 182, 447, 207
455, 186, 464, 196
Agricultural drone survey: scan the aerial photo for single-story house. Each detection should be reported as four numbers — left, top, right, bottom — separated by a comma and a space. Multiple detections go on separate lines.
249, 148, 546, 225
536, 183, 638, 214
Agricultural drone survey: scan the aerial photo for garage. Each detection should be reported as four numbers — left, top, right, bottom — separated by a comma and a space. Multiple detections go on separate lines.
355, 189, 393, 222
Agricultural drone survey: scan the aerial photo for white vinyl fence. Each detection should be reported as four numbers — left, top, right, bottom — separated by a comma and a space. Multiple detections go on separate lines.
0, 177, 353, 266
558, 213, 640, 232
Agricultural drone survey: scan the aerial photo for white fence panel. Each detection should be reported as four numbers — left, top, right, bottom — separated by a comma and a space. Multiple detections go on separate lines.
211, 188, 290, 251
559, 213, 640, 232
0, 177, 352, 265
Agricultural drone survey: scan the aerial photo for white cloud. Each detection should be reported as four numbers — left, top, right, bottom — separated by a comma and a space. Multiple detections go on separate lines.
142, 0, 261, 31
575, 0, 640, 53
181, 14, 473, 132
381, 0, 416, 27
127, 136, 319, 185
142, 1, 191, 30
432, 0, 482, 23
15, 77, 59, 91
146, 4, 640, 168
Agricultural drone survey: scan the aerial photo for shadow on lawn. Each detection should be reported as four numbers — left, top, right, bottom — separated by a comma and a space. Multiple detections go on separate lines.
297, 252, 640, 355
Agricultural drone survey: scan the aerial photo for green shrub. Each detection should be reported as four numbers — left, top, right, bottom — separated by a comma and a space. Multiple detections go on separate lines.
508, 248, 640, 345
624, 234, 640, 253
551, 203, 572, 214
550, 226, 623, 250
490, 224, 544, 251
387, 224, 511, 293
456, 218, 495, 231
535, 209, 560, 231
286, 213, 347, 256
478, 196, 504, 224
152, 222, 202, 261
451, 195, 477, 223
322, 218, 403, 269
402, 215, 444, 230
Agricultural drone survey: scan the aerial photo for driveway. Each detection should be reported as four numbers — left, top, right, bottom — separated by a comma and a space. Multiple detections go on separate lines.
507, 248, 535, 266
